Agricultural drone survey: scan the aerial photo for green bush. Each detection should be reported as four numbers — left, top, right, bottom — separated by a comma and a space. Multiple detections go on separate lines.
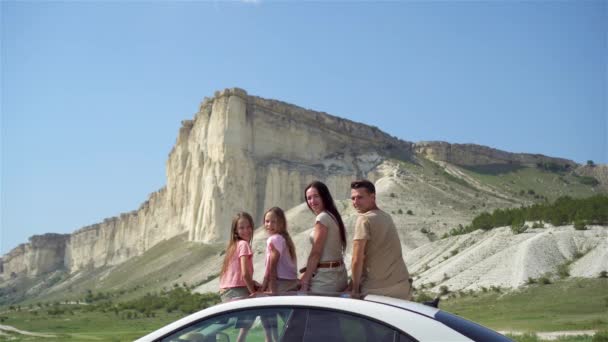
532, 221, 545, 228
593, 330, 608, 342
579, 176, 600, 187
414, 291, 434, 303
539, 276, 552, 285
557, 264, 570, 279
449, 195, 608, 237
406, 210, 413, 215
511, 221, 528, 234
574, 220, 588, 230
599, 271, 608, 279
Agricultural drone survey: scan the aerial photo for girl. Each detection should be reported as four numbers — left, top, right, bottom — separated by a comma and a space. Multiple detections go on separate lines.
299, 181, 348, 293
260, 207, 298, 294
219, 212, 256, 302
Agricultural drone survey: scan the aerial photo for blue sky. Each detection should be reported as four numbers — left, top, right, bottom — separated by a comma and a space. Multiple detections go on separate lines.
1, 1, 606, 253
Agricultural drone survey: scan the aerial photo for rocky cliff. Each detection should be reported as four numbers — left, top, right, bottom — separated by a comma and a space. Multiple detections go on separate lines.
1, 88, 411, 277
0, 88, 591, 279
414, 141, 577, 169
1, 234, 69, 277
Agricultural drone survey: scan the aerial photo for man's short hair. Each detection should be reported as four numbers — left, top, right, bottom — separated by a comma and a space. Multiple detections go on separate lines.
350, 179, 375, 194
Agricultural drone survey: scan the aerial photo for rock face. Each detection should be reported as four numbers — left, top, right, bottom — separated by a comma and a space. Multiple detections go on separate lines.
1, 88, 412, 277
575, 164, 608, 190
414, 141, 577, 169
1, 234, 69, 277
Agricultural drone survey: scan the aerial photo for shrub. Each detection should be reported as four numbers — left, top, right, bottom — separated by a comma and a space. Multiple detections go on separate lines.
580, 176, 600, 187
439, 286, 450, 295
532, 221, 545, 228
599, 271, 608, 279
574, 220, 588, 230
414, 291, 434, 303
398, 209, 403, 214
407, 210, 414, 215
538, 276, 551, 285
593, 330, 608, 342
420, 227, 429, 234
511, 221, 527, 234
557, 264, 570, 279
525, 277, 537, 285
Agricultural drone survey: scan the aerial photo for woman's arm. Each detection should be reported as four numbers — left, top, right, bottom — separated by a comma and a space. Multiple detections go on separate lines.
239, 255, 256, 294
300, 222, 328, 291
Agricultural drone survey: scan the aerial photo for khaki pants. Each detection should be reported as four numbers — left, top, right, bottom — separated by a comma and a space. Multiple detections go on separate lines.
310, 265, 348, 294
276, 279, 299, 292
363, 281, 412, 300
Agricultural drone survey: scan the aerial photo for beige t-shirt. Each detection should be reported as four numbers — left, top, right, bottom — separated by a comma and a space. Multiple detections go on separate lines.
309, 211, 343, 262
353, 209, 410, 290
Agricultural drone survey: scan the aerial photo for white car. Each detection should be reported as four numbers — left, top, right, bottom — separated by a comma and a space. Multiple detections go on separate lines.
135, 294, 512, 342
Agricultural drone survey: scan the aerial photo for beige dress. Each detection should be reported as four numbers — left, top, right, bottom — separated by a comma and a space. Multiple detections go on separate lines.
309, 211, 348, 293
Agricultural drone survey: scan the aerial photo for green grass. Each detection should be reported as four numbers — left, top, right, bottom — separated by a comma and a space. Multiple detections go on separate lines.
458, 166, 599, 202
3, 279, 607, 340
13, 235, 224, 306
0, 308, 185, 341
441, 278, 608, 332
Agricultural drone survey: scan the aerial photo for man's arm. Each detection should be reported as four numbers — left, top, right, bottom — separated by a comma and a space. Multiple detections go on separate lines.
350, 239, 366, 298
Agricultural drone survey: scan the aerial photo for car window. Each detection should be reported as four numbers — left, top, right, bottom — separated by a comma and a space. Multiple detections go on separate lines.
435, 310, 512, 342
159, 307, 293, 342
303, 308, 407, 342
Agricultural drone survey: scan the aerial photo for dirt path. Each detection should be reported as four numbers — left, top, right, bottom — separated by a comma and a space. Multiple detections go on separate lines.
0, 324, 56, 338
501, 330, 597, 340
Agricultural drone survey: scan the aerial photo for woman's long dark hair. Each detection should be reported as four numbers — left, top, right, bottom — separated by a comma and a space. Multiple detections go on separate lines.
304, 181, 347, 252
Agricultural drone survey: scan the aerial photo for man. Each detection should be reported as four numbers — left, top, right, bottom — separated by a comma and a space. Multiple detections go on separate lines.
349, 179, 412, 300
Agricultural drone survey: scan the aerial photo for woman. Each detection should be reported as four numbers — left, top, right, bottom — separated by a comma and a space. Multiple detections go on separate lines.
299, 181, 348, 293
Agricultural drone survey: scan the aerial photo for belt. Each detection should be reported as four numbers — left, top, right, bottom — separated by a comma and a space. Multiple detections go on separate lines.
317, 260, 343, 269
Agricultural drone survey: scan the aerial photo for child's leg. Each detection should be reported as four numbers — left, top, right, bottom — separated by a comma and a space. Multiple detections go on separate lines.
236, 327, 249, 342
261, 314, 278, 342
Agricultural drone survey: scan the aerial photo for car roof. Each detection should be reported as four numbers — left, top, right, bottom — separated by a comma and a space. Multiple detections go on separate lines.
134, 293, 446, 342
364, 294, 440, 317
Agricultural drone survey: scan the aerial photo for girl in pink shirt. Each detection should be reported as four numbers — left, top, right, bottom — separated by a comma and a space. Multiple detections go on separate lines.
259, 207, 298, 342
219, 212, 256, 302
260, 207, 298, 294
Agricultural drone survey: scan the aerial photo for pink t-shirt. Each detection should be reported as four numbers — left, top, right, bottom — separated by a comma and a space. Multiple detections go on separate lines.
220, 240, 253, 289
265, 234, 297, 280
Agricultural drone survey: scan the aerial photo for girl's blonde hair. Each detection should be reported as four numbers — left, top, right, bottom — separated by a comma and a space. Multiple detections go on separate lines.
220, 212, 255, 278
265, 207, 296, 261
